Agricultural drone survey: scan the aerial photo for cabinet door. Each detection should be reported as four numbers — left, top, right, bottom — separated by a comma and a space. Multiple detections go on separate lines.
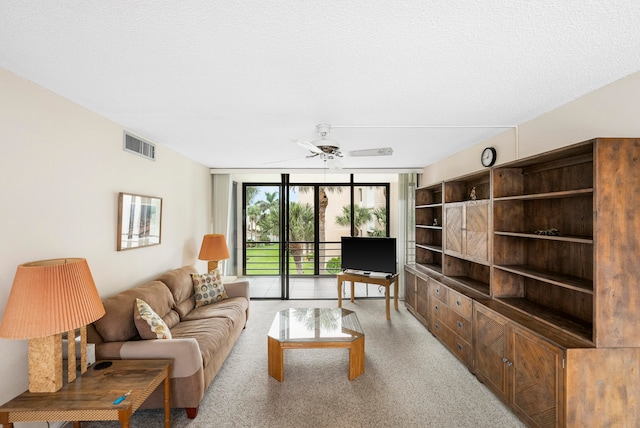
445, 201, 490, 263
474, 304, 509, 401
445, 203, 464, 256
510, 326, 564, 428
465, 200, 490, 263
404, 269, 416, 312
415, 275, 429, 324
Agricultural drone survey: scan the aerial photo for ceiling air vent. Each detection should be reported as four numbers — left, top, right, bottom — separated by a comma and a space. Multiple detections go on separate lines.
123, 132, 156, 161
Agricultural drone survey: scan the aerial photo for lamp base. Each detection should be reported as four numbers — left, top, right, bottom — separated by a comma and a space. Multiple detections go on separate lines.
208, 260, 219, 273
28, 327, 88, 393
28, 333, 63, 393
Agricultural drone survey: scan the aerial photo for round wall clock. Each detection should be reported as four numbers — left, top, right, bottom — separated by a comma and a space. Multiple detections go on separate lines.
481, 147, 497, 167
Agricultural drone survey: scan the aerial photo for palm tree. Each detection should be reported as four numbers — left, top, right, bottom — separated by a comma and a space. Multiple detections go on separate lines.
246, 186, 260, 206
246, 204, 262, 244
369, 207, 388, 237
257, 204, 279, 242
296, 186, 343, 271
258, 191, 279, 220
335, 205, 374, 237
288, 202, 314, 273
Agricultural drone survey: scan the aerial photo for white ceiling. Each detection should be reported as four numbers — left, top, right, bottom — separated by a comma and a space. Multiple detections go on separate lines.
2, 1, 640, 171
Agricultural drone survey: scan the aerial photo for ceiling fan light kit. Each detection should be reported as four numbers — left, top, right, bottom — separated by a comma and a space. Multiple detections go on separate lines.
292, 123, 395, 168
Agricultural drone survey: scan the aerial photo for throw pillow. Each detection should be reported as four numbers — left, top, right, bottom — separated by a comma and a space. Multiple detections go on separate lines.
134, 298, 172, 339
192, 270, 228, 307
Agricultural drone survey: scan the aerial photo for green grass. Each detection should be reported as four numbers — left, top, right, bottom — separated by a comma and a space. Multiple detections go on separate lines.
245, 243, 315, 275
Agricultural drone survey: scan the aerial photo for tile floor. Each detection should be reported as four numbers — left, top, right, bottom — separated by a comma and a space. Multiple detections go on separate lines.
246, 275, 390, 300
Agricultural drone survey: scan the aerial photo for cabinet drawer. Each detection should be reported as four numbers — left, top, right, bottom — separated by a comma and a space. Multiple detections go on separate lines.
432, 320, 472, 368
447, 289, 472, 319
430, 281, 448, 303
432, 299, 445, 321
431, 317, 446, 342
448, 310, 472, 343
432, 303, 472, 343
449, 335, 472, 368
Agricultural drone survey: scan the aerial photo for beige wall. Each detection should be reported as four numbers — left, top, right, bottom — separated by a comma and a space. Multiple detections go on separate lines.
422, 71, 640, 183
0, 67, 212, 418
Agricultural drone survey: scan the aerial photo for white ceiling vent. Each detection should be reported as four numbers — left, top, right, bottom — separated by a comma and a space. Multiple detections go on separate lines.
123, 132, 155, 161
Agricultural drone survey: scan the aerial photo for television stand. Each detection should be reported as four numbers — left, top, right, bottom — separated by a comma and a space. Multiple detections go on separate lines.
337, 272, 399, 320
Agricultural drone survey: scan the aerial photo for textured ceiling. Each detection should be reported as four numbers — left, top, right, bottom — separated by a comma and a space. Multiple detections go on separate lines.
2, 1, 640, 170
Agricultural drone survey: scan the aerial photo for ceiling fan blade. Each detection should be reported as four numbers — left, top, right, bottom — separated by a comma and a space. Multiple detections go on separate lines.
293, 139, 323, 154
349, 147, 393, 157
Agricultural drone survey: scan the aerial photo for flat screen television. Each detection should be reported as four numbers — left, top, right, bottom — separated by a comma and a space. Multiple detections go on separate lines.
340, 236, 397, 275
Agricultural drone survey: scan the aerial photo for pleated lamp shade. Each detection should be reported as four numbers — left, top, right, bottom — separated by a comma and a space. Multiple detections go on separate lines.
198, 234, 230, 272
0, 258, 106, 339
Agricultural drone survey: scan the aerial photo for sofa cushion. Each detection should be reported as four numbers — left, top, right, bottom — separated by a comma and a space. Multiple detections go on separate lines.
191, 271, 228, 307
93, 281, 176, 342
135, 298, 173, 339
157, 266, 198, 318
182, 297, 249, 325
170, 317, 235, 370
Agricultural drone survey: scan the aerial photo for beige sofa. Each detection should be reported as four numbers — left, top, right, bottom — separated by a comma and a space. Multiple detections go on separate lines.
87, 265, 250, 419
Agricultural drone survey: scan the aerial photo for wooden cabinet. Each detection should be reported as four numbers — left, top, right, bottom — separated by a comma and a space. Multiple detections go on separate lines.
404, 265, 431, 328
441, 171, 492, 296
429, 279, 474, 368
415, 275, 429, 325
407, 138, 640, 427
444, 200, 491, 264
474, 302, 565, 428
404, 268, 416, 313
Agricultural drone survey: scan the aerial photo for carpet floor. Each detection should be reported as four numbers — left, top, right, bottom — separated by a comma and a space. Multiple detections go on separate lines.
82, 299, 525, 427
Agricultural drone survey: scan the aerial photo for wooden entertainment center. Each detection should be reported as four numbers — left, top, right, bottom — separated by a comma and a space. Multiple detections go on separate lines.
405, 137, 640, 427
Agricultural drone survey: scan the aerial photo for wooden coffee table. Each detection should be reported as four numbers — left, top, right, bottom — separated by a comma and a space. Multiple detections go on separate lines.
268, 307, 365, 381
0, 359, 171, 428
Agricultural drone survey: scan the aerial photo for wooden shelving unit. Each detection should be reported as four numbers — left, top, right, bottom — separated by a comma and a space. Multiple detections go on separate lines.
491, 141, 594, 344
415, 183, 443, 274
406, 138, 640, 427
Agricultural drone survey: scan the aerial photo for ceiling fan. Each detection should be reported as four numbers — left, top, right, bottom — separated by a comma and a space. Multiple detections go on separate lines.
293, 124, 393, 168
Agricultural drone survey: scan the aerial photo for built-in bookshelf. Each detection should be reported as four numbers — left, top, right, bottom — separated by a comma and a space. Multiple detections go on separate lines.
415, 183, 443, 274
407, 138, 640, 427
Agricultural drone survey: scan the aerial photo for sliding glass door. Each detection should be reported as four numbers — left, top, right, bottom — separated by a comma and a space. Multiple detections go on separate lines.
243, 176, 390, 299
244, 184, 280, 276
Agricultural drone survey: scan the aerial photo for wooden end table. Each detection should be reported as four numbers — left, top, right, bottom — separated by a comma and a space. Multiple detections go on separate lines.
337, 272, 399, 320
0, 359, 172, 428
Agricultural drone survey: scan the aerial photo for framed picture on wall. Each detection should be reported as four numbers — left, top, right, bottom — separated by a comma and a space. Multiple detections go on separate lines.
117, 192, 162, 251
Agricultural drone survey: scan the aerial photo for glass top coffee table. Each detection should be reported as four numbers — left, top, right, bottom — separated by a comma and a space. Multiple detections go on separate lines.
267, 307, 365, 381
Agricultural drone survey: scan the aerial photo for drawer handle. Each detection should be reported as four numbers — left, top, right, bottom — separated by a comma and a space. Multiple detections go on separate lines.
436, 288, 440, 294
457, 343, 463, 351
435, 305, 439, 311
456, 300, 461, 306
457, 321, 463, 329
434, 322, 440, 330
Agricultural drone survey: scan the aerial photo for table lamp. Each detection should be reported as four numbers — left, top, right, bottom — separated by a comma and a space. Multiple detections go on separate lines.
0, 258, 105, 392
198, 234, 230, 273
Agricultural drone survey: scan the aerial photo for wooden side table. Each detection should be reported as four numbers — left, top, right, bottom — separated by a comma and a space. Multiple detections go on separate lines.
0, 359, 172, 428
337, 272, 399, 320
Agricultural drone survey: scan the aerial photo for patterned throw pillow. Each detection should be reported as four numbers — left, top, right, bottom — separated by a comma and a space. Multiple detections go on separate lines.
191, 270, 228, 307
134, 298, 172, 339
